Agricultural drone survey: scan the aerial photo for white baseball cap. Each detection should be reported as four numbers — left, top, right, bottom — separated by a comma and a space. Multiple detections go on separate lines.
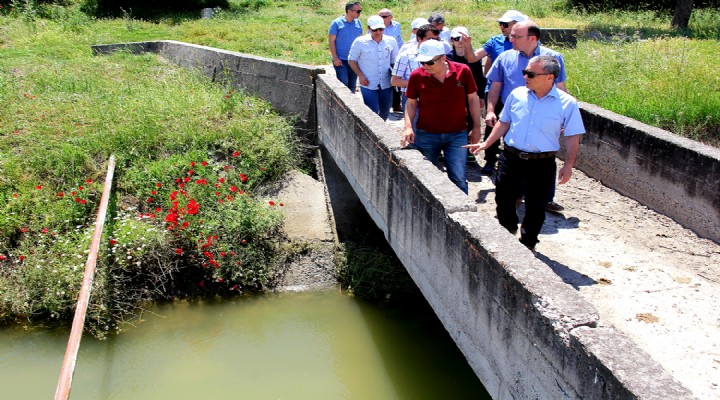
411, 17, 428, 30
367, 15, 385, 30
416, 40, 446, 62
497, 10, 528, 23
450, 26, 469, 39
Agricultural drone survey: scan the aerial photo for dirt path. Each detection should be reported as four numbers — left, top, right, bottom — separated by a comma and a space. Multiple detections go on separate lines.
384, 112, 720, 399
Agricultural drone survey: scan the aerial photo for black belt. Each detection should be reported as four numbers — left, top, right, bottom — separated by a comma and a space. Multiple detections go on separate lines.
504, 146, 556, 160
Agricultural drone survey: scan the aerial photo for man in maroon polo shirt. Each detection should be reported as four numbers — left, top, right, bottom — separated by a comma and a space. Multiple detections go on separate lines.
402, 39, 483, 194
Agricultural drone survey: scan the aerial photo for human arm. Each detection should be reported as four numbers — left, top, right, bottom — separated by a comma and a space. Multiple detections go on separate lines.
558, 134, 581, 184
467, 92, 483, 143
401, 98, 418, 147
348, 60, 368, 86
464, 120, 509, 154
485, 81, 502, 127
328, 34, 342, 67
391, 75, 407, 88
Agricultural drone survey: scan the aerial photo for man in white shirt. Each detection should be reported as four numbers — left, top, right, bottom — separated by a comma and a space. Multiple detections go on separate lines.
348, 15, 399, 121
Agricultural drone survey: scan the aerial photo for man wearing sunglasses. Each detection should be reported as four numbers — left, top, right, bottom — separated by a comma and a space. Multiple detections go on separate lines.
485, 20, 569, 213
462, 10, 528, 174
391, 24, 440, 112
348, 15, 399, 121
328, 2, 364, 93
465, 56, 584, 251
402, 39, 483, 195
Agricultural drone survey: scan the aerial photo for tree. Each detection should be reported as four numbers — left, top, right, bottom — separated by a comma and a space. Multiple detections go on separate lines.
671, 0, 694, 29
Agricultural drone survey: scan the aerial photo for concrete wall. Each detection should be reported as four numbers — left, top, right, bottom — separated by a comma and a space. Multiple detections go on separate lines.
91, 41, 707, 398
316, 74, 693, 399
571, 103, 720, 243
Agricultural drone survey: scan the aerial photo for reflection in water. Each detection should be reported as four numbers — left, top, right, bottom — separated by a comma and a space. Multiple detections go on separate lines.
0, 290, 489, 399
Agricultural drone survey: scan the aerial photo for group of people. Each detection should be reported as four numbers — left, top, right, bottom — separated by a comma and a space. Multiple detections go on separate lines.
328, 2, 585, 251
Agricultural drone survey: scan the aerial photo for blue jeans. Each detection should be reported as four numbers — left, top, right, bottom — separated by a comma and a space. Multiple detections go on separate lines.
414, 129, 469, 194
360, 86, 393, 121
333, 60, 357, 93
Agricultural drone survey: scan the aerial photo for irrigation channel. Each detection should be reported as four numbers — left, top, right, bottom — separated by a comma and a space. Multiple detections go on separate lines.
0, 289, 489, 399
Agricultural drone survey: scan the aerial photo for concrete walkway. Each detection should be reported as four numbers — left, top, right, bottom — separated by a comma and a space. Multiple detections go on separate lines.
380, 110, 720, 400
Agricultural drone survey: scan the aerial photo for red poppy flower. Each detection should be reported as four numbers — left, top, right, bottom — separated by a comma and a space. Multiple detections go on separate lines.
268, 201, 275, 206
260, 167, 267, 171
239, 174, 248, 182
218, 178, 225, 183
156, 182, 162, 188
109, 239, 117, 246
279, 203, 284, 207
179, 183, 185, 188
71, 191, 77, 196
175, 248, 183, 254
75, 197, 81, 203
232, 151, 240, 157
220, 252, 226, 257
0, 255, 6, 261
147, 197, 153, 203
36, 185, 42, 190
151, 190, 157, 195
238, 190, 245, 195
216, 278, 224, 283
188, 169, 194, 175
86, 179, 93, 183
190, 162, 195, 167
12, 193, 18, 197
78, 186, 84, 190
80, 199, 87, 205
230, 186, 238, 192
201, 161, 208, 166
20, 227, 29, 233
19, 255, 25, 261
181, 221, 189, 229
57, 192, 64, 197
41, 228, 49, 234
187, 199, 200, 215
155, 207, 162, 212
241, 239, 247, 245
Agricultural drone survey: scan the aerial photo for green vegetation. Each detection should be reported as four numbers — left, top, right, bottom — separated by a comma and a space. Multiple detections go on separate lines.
0, 0, 718, 334
0, 11, 300, 336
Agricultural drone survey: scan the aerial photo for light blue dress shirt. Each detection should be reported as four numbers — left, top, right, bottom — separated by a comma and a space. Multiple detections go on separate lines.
384, 20, 403, 48
348, 34, 399, 90
500, 85, 585, 152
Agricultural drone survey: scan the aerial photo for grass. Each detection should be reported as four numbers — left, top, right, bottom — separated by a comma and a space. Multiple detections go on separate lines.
0, 11, 301, 336
0, 0, 718, 333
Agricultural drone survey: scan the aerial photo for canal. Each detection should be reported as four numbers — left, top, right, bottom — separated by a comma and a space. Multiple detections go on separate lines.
0, 289, 489, 399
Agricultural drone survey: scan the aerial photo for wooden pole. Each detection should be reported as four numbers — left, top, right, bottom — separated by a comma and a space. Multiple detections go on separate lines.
55, 154, 116, 400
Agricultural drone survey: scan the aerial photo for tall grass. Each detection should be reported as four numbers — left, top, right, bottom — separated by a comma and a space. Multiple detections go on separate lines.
0, 14, 300, 335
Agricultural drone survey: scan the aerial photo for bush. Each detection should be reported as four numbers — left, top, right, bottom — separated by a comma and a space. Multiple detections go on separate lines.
82, 0, 230, 17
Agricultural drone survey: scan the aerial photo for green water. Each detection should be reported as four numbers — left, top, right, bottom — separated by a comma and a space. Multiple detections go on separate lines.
0, 290, 489, 399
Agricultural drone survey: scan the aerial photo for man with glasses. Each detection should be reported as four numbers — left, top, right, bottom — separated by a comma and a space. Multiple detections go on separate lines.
402, 40, 483, 194
485, 20, 569, 213
391, 24, 440, 112
465, 56, 584, 251
328, 2, 363, 93
348, 15, 399, 121
462, 10, 528, 174
378, 8, 404, 113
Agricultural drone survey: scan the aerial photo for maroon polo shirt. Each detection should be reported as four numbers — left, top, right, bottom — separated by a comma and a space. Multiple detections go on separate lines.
405, 60, 478, 133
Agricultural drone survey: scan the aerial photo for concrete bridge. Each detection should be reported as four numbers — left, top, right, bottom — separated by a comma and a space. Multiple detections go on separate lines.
92, 41, 720, 399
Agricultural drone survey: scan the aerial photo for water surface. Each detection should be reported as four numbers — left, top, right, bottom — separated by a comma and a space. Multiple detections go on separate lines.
0, 290, 489, 399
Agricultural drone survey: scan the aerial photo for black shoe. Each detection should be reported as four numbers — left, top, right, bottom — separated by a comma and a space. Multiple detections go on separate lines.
467, 153, 476, 164
545, 201, 564, 213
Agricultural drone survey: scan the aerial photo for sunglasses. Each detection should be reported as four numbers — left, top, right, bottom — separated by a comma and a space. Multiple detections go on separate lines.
522, 69, 552, 79
380, 15, 391, 19
498, 22, 510, 28
351, 9, 362, 14
420, 56, 443, 66
451, 36, 462, 42
371, 27, 385, 32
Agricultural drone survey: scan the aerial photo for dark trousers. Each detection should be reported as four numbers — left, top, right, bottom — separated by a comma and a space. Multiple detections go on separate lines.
483, 94, 503, 165
495, 149, 556, 248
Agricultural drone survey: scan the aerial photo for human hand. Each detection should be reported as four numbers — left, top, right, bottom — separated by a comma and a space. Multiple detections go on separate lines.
332, 58, 342, 67
359, 75, 369, 86
485, 112, 497, 127
401, 128, 415, 147
558, 164, 573, 184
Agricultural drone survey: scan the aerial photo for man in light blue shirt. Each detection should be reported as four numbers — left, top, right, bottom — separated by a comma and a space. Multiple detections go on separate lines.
328, 2, 364, 93
485, 20, 569, 212
348, 15, 399, 121
466, 55, 584, 251
379, 8, 404, 112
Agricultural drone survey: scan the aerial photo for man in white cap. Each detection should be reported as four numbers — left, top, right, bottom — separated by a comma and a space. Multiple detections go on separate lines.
348, 15, 399, 121
402, 39, 483, 194
401, 17, 431, 52
391, 24, 441, 111
462, 9, 528, 174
